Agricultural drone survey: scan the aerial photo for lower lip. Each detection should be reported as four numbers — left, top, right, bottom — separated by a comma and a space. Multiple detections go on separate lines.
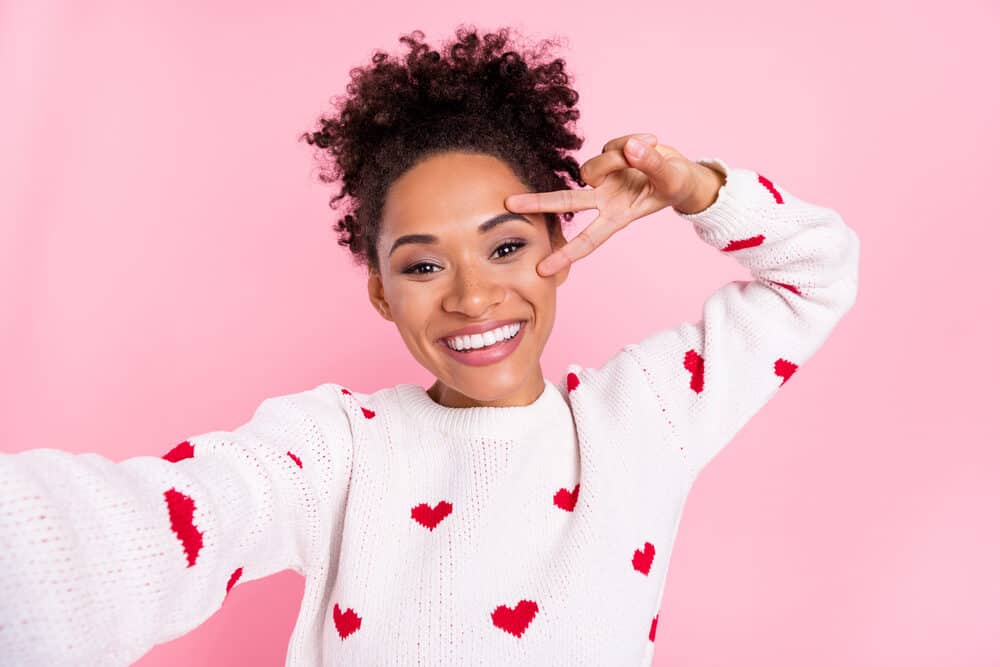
438, 322, 527, 367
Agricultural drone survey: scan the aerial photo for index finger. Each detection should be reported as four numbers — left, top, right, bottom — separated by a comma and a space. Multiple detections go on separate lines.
505, 187, 598, 214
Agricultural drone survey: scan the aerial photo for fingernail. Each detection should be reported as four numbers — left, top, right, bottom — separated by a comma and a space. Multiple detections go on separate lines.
626, 137, 647, 157
637, 133, 657, 143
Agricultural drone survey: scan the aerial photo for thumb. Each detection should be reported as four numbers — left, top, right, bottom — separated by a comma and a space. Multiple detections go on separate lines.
624, 138, 694, 204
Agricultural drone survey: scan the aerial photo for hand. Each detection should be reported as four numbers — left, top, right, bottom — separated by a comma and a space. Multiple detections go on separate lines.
504, 133, 721, 277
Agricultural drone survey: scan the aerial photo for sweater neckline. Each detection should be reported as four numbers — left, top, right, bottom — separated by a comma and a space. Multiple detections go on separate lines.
395, 378, 567, 439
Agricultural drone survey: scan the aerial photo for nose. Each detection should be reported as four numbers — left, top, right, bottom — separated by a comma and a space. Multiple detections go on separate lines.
441, 264, 506, 318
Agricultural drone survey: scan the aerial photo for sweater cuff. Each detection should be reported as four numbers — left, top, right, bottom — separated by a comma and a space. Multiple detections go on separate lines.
674, 157, 762, 248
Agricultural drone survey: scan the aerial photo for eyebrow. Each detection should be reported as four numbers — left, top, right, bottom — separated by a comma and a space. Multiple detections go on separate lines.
388, 212, 534, 258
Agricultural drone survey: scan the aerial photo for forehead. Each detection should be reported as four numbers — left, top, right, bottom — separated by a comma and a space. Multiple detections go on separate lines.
382, 151, 527, 228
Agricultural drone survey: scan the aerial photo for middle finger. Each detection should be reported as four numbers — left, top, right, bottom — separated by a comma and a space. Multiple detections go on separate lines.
537, 214, 624, 275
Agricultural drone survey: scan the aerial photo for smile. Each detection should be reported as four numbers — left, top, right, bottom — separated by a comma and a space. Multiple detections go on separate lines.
437, 320, 527, 367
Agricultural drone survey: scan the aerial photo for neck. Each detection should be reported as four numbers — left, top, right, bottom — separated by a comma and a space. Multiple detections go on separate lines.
427, 372, 546, 408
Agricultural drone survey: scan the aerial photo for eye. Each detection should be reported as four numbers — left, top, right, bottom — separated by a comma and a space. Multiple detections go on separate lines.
402, 240, 527, 275
492, 240, 526, 259
403, 261, 440, 275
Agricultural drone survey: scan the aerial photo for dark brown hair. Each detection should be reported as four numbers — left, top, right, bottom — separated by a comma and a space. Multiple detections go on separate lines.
298, 25, 587, 274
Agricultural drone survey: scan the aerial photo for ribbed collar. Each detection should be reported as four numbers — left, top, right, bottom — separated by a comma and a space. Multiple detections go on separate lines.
394, 378, 568, 440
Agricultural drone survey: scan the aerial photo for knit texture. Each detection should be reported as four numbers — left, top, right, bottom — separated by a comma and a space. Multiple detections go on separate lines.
0, 158, 860, 666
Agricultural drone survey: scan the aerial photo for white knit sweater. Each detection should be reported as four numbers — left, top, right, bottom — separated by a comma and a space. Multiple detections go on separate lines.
0, 158, 860, 666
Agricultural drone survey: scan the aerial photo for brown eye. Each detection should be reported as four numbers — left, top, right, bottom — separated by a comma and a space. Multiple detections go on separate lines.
403, 240, 526, 275
492, 240, 526, 259
403, 261, 440, 275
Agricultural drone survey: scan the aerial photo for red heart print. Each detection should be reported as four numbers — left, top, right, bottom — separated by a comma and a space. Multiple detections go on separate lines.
411, 501, 453, 531
164, 488, 203, 567
226, 567, 243, 596
491, 599, 539, 638
721, 234, 765, 252
632, 541, 655, 575
757, 174, 784, 203
286, 451, 302, 468
333, 603, 362, 639
683, 349, 704, 393
774, 358, 798, 386
649, 614, 658, 642
553, 484, 579, 512
567, 372, 580, 392
772, 280, 801, 295
162, 440, 194, 462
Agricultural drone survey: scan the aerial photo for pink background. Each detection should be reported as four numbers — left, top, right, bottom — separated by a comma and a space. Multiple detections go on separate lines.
2, 2, 996, 665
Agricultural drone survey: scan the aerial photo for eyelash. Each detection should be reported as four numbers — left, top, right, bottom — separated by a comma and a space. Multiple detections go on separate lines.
403, 240, 527, 275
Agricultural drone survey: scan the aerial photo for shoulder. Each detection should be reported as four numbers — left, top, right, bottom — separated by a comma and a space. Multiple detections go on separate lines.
563, 345, 650, 402
242, 383, 365, 445
268, 381, 409, 432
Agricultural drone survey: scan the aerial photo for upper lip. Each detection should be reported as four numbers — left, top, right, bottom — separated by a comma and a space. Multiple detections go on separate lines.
439, 318, 526, 341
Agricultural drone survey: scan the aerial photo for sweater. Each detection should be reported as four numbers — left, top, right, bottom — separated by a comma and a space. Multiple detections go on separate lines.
0, 157, 860, 666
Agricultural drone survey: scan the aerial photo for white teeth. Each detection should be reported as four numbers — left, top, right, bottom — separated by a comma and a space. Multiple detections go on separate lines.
446, 321, 522, 351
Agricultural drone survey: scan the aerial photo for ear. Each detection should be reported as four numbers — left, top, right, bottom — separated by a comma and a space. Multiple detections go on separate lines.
367, 269, 393, 322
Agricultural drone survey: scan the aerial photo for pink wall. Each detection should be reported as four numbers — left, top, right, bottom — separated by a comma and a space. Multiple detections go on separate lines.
2, 2, 996, 665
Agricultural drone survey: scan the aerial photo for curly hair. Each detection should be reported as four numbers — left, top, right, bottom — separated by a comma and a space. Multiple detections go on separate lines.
298, 25, 587, 274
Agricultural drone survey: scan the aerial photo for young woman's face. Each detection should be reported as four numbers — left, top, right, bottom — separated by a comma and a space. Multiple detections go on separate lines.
368, 150, 570, 408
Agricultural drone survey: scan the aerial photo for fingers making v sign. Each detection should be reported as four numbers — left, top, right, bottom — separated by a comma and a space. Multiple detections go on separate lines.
504, 132, 724, 277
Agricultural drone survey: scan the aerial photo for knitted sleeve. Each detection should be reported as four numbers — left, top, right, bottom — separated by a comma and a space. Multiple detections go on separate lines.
614, 157, 861, 481
0, 387, 352, 666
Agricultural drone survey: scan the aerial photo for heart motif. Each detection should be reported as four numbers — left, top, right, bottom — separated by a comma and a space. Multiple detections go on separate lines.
333, 603, 362, 639
162, 440, 194, 462
411, 500, 453, 531
225, 567, 243, 596
566, 372, 580, 392
553, 484, 579, 512
772, 280, 801, 296
757, 174, 784, 203
721, 234, 766, 252
683, 349, 704, 393
491, 599, 539, 638
164, 487, 203, 567
649, 614, 658, 642
774, 358, 798, 386
632, 541, 655, 575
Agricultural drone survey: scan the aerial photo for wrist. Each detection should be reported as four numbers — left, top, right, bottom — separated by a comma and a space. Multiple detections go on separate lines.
674, 163, 726, 215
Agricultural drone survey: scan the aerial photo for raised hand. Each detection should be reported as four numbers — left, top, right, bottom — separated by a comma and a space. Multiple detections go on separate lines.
504, 133, 724, 276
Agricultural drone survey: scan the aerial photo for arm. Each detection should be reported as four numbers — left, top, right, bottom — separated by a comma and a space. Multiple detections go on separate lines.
617, 157, 860, 480
0, 386, 352, 665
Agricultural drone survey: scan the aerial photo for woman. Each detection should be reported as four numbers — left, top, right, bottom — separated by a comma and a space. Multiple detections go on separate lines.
0, 25, 860, 666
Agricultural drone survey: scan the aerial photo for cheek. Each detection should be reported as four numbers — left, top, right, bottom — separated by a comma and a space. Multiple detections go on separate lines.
393, 286, 436, 320
518, 280, 556, 316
